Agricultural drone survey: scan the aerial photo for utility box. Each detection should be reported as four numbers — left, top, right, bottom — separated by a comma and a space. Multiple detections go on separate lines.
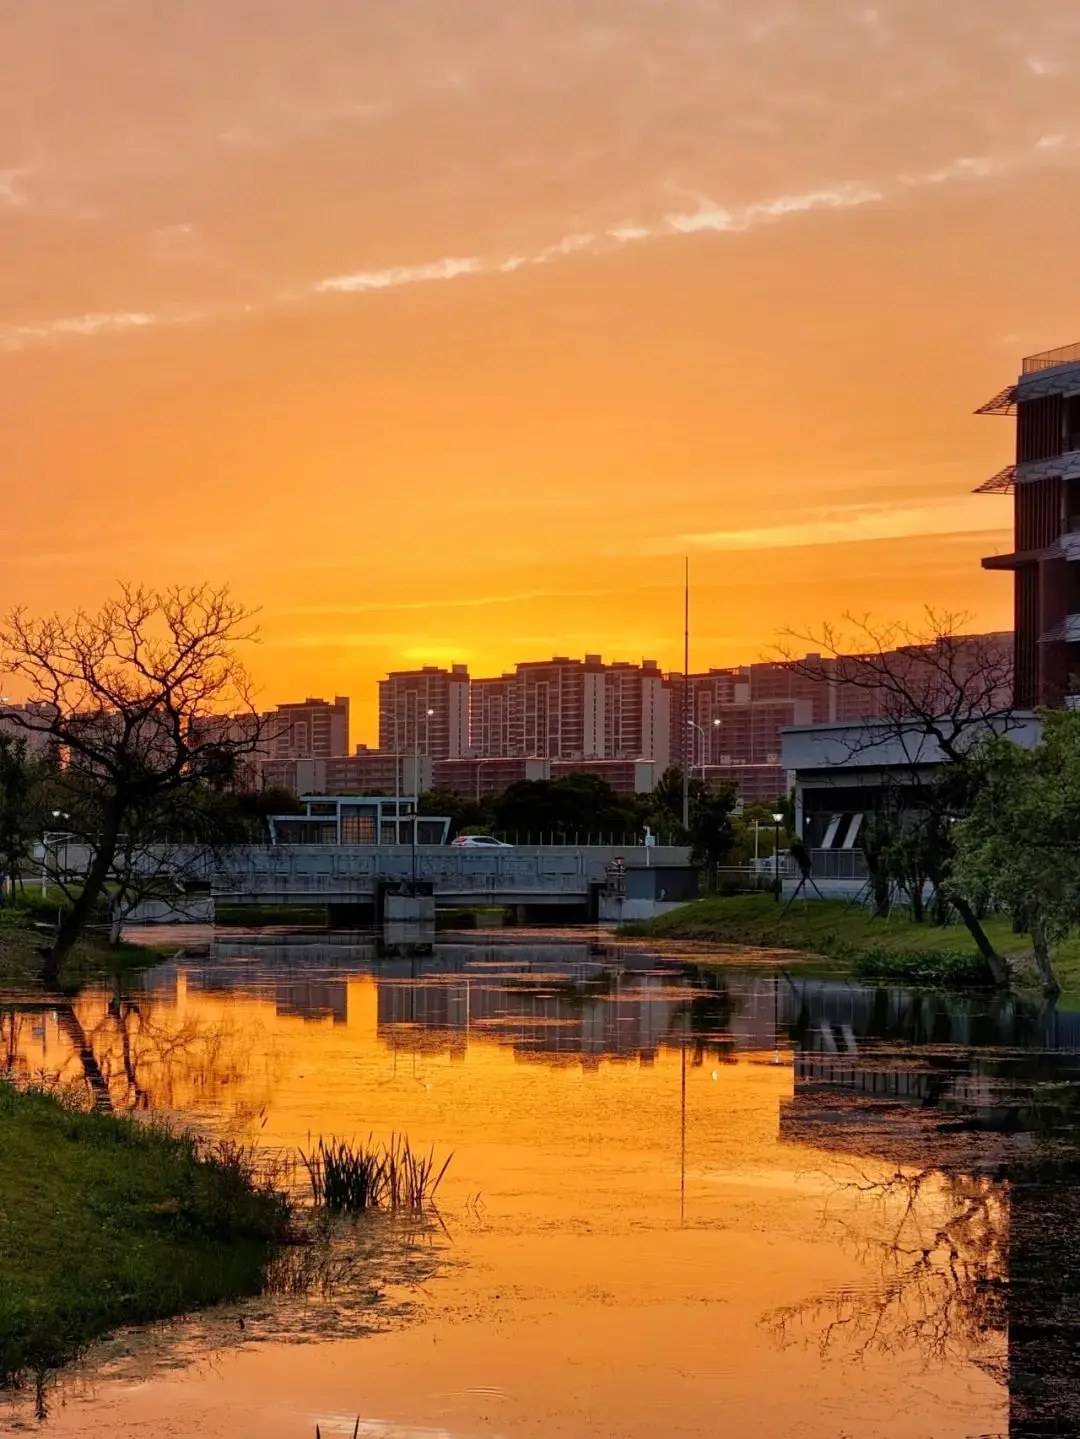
597, 864, 698, 922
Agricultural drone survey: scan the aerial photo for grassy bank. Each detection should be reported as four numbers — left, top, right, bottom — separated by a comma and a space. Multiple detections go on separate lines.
620, 895, 1080, 993
0, 1082, 291, 1385
0, 915, 169, 990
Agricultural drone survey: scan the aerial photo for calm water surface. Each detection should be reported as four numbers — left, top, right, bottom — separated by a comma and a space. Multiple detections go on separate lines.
6, 928, 1080, 1438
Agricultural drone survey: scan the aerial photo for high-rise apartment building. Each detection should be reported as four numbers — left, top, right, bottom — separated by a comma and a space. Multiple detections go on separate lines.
466, 657, 670, 764
604, 660, 671, 765
469, 674, 515, 757
263, 696, 350, 759
977, 339, 1080, 707
510, 655, 608, 760
747, 659, 834, 723
0, 700, 57, 759
378, 665, 470, 759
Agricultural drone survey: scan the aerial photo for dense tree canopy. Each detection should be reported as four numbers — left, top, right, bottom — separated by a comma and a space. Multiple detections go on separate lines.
954, 710, 1080, 996
493, 774, 644, 842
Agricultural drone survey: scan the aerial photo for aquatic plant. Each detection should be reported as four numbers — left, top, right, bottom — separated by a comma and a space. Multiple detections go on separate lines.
301, 1133, 452, 1213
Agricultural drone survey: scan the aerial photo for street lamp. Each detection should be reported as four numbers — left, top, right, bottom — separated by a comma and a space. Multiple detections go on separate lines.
772, 811, 784, 903
41, 811, 70, 898
687, 719, 705, 783
687, 718, 722, 783
411, 707, 435, 887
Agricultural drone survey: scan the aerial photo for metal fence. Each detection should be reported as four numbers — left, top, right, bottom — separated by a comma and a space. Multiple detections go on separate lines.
806, 849, 867, 880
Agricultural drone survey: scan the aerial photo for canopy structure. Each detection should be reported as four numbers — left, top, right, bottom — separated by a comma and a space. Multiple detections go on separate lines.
974, 385, 1018, 417
973, 464, 1016, 495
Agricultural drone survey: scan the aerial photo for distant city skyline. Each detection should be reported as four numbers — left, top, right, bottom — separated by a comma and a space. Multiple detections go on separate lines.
240, 630, 1012, 802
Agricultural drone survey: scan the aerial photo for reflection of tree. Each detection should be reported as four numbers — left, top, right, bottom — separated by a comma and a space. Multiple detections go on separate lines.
55, 1004, 113, 1109
769, 1165, 1007, 1373
4, 991, 282, 1118
1, 1010, 27, 1078
769, 1149, 1080, 1436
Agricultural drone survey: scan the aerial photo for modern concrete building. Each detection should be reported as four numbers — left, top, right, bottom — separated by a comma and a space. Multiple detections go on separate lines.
267, 794, 448, 846
378, 665, 470, 761
977, 339, 1080, 707
781, 712, 1043, 896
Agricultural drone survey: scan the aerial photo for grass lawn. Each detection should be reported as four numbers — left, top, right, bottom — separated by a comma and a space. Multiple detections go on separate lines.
620, 894, 1080, 999
0, 1083, 291, 1385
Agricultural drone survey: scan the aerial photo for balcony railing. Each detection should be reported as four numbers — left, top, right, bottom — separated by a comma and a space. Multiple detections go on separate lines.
1023, 341, 1080, 375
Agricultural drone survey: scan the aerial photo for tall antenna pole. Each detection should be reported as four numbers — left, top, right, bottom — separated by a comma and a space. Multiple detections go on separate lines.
682, 556, 690, 831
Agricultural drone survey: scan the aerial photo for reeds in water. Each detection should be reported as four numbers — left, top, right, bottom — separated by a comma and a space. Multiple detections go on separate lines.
301, 1133, 451, 1214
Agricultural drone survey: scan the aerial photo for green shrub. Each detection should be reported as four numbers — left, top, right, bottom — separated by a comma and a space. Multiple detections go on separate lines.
852, 947, 994, 987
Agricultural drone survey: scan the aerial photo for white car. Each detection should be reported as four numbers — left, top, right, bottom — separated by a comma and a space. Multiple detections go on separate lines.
450, 834, 512, 848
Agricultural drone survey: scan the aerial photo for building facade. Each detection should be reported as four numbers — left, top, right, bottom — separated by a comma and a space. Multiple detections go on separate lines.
977, 339, 1080, 707
263, 696, 349, 760
0, 700, 58, 758
378, 666, 470, 760
469, 674, 515, 757
510, 656, 608, 760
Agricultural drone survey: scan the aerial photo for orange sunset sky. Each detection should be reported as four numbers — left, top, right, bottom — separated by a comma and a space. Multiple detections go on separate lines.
3, 1, 1079, 742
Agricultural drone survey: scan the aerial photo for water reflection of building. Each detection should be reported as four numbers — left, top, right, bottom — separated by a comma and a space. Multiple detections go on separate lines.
779, 979, 1080, 1438
140, 940, 798, 1064
376, 970, 682, 1062
144, 943, 371, 1026
373, 945, 790, 1064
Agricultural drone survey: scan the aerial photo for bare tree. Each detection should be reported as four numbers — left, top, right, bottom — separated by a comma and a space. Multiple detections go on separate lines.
0, 584, 264, 984
779, 610, 1016, 984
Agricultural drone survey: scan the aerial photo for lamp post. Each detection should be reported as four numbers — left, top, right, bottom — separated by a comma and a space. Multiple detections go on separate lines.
772, 811, 784, 903
411, 707, 435, 887
686, 718, 721, 785
687, 719, 705, 783
41, 811, 70, 897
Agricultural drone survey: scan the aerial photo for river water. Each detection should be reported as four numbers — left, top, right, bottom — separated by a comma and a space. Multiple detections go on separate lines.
5, 929, 1080, 1438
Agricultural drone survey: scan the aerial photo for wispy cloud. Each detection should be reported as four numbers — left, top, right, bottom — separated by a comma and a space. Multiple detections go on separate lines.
0, 165, 38, 212
0, 308, 201, 352
1, 132, 1074, 356
272, 587, 612, 617
680, 498, 1011, 552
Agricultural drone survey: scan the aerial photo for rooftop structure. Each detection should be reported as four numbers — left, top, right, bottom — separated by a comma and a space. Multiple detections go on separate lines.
267, 795, 450, 846
977, 340, 1080, 706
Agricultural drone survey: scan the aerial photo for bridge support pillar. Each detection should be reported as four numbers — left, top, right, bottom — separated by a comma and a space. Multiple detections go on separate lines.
376, 878, 435, 925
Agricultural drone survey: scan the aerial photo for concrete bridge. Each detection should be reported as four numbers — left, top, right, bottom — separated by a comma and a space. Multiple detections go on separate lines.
43, 840, 696, 922
211, 843, 695, 921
